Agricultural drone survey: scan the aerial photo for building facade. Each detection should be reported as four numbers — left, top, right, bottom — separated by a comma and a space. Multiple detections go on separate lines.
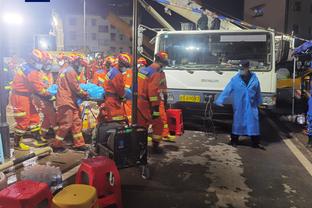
64, 14, 132, 54
244, 0, 312, 39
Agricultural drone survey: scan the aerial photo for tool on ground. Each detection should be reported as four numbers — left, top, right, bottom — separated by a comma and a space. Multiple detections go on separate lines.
0, 147, 52, 172
95, 123, 149, 179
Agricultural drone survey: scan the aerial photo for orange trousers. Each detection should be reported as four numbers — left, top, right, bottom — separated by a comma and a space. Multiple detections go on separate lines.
123, 100, 132, 124
138, 109, 163, 142
56, 105, 85, 147
33, 96, 57, 134
159, 101, 169, 137
41, 100, 57, 133
11, 93, 40, 133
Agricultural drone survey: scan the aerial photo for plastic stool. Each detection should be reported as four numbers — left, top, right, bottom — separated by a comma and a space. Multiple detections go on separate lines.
52, 184, 98, 208
0, 180, 52, 208
167, 109, 184, 136
75, 156, 122, 208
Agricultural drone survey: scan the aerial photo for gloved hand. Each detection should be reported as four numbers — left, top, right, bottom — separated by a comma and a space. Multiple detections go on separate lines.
124, 88, 132, 100
47, 84, 58, 96
151, 105, 160, 119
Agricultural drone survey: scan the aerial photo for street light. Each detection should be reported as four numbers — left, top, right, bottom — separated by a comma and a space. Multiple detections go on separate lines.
39, 39, 48, 50
2, 13, 23, 25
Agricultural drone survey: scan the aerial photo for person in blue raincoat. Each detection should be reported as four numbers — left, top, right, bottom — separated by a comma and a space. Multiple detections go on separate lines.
215, 60, 263, 148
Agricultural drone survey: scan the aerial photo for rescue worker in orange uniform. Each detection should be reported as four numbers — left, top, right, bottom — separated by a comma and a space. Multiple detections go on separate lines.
158, 69, 176, 142
122, 53, 134, 124
38, 51, 58, 140
100, 53, 131, 123
51, 56, 89, 152
77, 58, 88, 84
93, 56, 113, 86
137, 51, 169, 152
11, 49, 52, 150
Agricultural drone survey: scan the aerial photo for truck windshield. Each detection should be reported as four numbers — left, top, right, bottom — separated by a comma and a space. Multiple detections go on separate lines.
158, 32, 272, 71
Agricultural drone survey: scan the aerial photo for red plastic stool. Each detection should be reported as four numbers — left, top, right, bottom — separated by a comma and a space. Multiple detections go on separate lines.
0, 180, 52, 208
167, 109, 184, 136
75, 156, 122, 208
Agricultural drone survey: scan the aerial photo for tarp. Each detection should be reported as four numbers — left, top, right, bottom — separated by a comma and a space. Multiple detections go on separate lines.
294, 41, 312, 55
80, 83, 105, 101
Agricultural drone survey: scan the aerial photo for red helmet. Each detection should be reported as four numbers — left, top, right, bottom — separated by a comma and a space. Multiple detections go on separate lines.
138, 57, 147, 67
69, 54, 82, 63
31, 49, 45, 63
118, 53, 132, 68
104, 55, 116, 68
155, 51, 169, 66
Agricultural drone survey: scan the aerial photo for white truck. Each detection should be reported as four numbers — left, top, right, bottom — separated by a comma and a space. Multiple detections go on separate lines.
155, 30, 277, 116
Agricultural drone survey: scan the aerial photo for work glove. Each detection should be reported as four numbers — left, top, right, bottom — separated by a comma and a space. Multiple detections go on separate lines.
151, 105, 160, 119
47, 84, 58, 96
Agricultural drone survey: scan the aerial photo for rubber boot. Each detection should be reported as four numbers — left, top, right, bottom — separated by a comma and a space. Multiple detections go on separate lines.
147, 136, 152, 143
14, 134, 30, 151
51, 139, 66, 152
163, 134, 176, 142
229, 134, 239, 147
31, 131, 48, 147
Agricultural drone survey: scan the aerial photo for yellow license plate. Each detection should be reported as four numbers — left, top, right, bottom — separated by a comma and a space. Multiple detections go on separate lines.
179, 95, 201, 103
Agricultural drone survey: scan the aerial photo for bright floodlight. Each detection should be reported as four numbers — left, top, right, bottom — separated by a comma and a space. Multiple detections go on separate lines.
39, 39, 48, 50
2, 13, 23, 25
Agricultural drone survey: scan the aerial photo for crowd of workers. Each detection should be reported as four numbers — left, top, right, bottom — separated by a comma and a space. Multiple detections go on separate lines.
7, 48, 175, 153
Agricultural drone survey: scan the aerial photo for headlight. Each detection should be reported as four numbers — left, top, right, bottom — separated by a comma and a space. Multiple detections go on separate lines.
262, 96, 276, 106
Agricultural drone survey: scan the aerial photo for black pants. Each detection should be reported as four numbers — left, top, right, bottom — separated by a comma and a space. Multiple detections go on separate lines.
231, 134, 260, 144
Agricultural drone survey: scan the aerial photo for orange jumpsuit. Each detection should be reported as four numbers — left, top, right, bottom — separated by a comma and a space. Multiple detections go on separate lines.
11, 64, 50, 136
122, 68, 132, 123
158, 71, 169, 138
137, 64, 163, 142
39, 71, 57, 136
92, 68, 106, 86
55, 66, 86, 147
101, 67, 126, 122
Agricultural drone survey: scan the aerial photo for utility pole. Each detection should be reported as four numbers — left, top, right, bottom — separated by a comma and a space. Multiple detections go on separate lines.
0, 0, 11, 159
83, 0, 87, 52
131, 0, 139, 125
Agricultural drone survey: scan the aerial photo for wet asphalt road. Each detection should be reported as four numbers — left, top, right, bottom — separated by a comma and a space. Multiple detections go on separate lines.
120, 112, 312, 208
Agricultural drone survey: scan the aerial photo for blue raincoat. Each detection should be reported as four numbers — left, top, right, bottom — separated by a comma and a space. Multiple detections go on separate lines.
215, 72, 262, 136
